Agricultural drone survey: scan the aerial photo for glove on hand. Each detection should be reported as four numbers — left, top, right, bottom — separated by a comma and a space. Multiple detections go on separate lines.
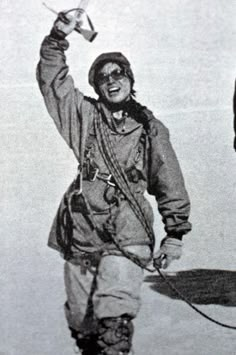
52, 12, 78, 38
153, 237, 183, 269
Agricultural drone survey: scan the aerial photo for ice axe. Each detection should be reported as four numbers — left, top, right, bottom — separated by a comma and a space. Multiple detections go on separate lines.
42, 0, 98, 42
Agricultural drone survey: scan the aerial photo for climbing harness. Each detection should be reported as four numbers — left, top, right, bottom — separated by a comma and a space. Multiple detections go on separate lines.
59, 100, 236, 331
94, 103, 236, 331
94, 104, 155, 247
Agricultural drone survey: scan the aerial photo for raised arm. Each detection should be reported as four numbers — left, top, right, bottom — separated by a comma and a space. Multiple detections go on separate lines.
36, 13, 93, 159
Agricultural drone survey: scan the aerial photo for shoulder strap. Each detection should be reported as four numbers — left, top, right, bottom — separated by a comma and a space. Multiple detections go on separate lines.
75, 98, 95, 193
94, 104, 155, 254
124, 99, 158, 135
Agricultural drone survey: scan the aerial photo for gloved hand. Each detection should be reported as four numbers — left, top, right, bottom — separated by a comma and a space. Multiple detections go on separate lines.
52, 12, 79, 38
153, 237, 183, 269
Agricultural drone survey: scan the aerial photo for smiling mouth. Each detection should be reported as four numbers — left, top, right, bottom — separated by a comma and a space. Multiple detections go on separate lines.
108, 87, 120, 95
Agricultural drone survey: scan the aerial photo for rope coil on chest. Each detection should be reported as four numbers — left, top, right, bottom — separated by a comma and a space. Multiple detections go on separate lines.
60, 103, 236, 331
94, 105, 236, 331
94, 106, 155, 247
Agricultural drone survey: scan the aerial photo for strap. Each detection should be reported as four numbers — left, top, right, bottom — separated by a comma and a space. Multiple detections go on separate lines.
94, 104, 155, 267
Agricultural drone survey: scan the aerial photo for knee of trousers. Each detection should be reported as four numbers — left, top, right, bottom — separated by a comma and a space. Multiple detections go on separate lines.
93, 254, 144, 320
64, 261, 95, 330
96, 315, 134, 355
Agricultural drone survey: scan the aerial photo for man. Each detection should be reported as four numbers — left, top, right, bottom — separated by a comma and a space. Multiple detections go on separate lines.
37, 11, 191, 355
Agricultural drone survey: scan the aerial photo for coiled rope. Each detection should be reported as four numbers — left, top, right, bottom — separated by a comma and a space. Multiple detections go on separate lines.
95, 104, 236, 330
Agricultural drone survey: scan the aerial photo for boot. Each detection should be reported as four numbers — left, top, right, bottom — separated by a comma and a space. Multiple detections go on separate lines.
96, 314, 134, 355
70, 327, 98, 355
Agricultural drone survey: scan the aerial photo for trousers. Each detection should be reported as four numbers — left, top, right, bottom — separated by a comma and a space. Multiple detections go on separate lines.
64, 252, 146, 332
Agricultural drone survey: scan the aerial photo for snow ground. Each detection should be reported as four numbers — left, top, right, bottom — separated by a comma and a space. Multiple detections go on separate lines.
1, 1, 236, 354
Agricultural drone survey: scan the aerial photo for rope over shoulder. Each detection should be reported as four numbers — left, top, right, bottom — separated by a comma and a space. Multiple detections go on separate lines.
60, 101, 236, 331
94, 104, 155, 246
90, 103, 236, 331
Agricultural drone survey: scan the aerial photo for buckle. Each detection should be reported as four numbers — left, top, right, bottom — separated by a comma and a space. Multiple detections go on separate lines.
88, 167, 99, 181
106, 174, 116, 187
96, 173, 116, 187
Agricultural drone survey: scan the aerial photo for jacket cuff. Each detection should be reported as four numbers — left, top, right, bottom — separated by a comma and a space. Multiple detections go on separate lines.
45, 30, 70, 51
167, 233, 183, 241
50, 27, 67, 41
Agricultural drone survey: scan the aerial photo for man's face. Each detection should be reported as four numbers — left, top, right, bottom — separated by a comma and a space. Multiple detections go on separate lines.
96, 62, 131, 105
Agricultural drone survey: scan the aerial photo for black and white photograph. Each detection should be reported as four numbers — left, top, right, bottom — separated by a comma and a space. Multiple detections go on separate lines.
1, 1, 236, 354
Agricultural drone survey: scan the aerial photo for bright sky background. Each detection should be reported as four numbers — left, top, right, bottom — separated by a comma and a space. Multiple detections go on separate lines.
1, 0, 236, 111
1, 0, 236, 274
1, 0, 236, 263
1, 2, 236, 353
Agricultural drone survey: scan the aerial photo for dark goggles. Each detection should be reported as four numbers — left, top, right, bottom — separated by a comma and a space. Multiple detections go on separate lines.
96, 68, 127, 85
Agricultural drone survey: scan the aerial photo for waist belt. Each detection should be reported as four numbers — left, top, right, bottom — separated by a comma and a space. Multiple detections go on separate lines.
83, 164, 142, 185
69, 250, 102, 275
85, 166, 116, 186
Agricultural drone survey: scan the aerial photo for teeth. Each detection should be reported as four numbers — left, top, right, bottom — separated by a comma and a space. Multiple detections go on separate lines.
109, 87, 119, 93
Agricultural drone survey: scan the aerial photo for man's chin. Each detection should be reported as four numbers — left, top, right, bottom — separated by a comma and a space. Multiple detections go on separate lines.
105, 101, 131, 112
103, 95, 131, 107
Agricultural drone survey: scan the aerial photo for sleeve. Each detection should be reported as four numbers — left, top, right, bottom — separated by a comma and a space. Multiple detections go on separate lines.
36, 31, 94, 159
147, 119, 192, 237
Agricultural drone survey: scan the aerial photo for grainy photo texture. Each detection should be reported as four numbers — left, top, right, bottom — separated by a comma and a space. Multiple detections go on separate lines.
1, 1, 236, 354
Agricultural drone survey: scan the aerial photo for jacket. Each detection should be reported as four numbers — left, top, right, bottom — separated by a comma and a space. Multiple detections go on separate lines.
36, 34, 192, 257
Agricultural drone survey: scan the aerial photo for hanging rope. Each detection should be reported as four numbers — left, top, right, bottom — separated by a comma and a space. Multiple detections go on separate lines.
156, 268, 236, 330
94, 105, 236, 330
94, 105, 155, 248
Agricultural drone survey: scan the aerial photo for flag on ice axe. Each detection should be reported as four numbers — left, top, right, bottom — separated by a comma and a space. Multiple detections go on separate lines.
42, 0, 98, 42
